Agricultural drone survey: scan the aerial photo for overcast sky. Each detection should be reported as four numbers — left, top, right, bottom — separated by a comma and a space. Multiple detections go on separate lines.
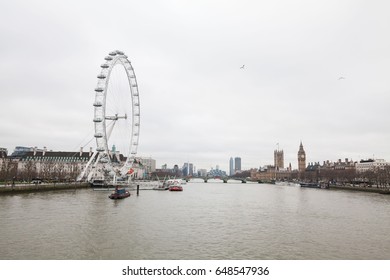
1, 0, 389, 171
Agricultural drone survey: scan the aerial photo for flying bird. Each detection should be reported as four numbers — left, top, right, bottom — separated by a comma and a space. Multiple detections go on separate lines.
240, 65, 245, 69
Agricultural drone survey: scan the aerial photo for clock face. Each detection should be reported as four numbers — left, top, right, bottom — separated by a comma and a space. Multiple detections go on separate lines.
300, 154, 305, 159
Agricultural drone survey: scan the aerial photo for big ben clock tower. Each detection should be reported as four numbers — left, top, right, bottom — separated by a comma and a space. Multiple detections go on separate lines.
297, 141, 306, 172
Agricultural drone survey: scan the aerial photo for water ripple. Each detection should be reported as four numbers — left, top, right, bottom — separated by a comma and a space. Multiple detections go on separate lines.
0, 184, 389, 259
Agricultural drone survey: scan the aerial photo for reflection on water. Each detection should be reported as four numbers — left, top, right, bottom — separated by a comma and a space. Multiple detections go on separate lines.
0, 182, 389, 259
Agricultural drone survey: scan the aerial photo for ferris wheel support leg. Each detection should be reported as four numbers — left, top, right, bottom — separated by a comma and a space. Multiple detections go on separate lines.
87, 152, 104, 182
77, 150, 98, 181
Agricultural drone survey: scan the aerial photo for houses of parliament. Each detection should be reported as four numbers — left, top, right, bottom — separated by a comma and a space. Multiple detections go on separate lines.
251, 142, 307, 181
251, 140, 389, 183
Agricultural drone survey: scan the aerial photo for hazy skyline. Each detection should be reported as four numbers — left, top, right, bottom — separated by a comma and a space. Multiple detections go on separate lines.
1, 0, 389, 171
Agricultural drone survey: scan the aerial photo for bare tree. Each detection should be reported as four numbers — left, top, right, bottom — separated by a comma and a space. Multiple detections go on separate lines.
40, 161, 55, 182
22, 160, 37, 182
0, 159, 18, 184
53, 162, 66, 182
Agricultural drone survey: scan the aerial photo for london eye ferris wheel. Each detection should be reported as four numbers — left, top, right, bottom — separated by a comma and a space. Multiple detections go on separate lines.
78, 50, 140, 183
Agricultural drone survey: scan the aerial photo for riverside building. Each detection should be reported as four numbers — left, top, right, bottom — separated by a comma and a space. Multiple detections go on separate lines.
3, 146, 155, 182
355, 159, 388, 173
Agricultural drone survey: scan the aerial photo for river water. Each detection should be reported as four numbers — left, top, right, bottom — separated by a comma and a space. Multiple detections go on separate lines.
0, 181, 389, 260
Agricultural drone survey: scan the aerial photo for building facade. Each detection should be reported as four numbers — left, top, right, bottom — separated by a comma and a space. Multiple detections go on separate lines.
208, 166, 226, 177
139, 157, 156, 174
234, 157, 241, 173
355, 159, 388, 173
321, 158, 356, 170
197, 169, 208, 177
2, 146, 155, 182
15, 147, 94, 181
182, 162, 194, 177
229, 157, 234, 176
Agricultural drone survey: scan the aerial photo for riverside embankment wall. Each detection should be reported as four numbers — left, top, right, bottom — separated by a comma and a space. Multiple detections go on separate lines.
0, 182, 90, 194
329, 184, 389, 194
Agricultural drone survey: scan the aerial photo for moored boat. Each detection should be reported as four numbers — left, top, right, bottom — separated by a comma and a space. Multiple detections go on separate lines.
169, 185, 183, 191
109, 186, 130, 199
168, 180, 183, 191
153, 179, 171, 190
153, 185, 169, 190
153, 182, 169, 191
300, 182, 329, 189
90, 179, 106, 188
300, 182, 320, 188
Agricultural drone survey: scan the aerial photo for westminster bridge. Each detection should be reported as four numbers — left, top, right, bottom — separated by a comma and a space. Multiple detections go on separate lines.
183, 176, 274, 184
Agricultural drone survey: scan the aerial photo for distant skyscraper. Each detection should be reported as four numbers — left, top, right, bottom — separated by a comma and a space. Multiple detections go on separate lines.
297, 141, 306, 172
234, 157, 241, 173
182, 163, 193, 176
274, 149, 284, 170
229, 157, 234, 176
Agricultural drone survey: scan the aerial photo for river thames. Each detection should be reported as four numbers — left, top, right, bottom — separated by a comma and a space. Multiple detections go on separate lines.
0, 181, 389, 260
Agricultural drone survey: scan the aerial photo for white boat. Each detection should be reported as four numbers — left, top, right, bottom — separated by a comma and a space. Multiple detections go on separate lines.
153, 180, 169, 190
153, 179, 183, 191
168, 179, 183, 191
